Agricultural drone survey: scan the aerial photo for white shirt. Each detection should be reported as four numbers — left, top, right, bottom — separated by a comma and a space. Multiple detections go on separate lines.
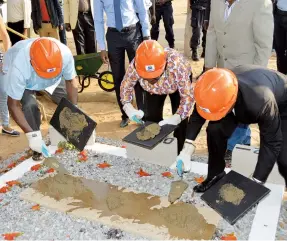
7, 0, 31, 28
277, 0, 287, 11
224, 0, 240, 21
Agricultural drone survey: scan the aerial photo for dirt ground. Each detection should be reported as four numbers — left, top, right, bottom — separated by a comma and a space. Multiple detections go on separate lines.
0, 0, 277, 160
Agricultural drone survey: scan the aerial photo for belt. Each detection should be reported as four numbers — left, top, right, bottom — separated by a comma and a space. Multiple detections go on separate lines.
42, 20, 51, 23
276, 8, 287, 16
108, 23, 138, 33
78, 11, 91, 15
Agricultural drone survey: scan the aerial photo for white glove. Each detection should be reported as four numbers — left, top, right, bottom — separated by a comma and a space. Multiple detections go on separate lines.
123, 103, 144, 124
26, 131, 43, 153
170, 140, 196, 172
159, 114, 181, 126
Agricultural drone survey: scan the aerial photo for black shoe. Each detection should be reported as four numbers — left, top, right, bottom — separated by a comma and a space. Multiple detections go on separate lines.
169, 44, 175, 49
120, 118, 129, 128
192, 49, 199, 61
201, 50, 205, 58
193, 171, 226, 193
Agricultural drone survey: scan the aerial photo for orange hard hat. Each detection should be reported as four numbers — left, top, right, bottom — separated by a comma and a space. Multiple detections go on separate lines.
194, 68, 238, 121
30, 38, 62, 79
135, 40, 167, 79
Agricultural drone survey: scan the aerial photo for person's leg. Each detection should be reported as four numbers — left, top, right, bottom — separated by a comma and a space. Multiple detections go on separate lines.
20, 90, 41, 131
44, 77, 67, 104
83, 13, 96, 54
162, 2, 175, 48
169, 91, 188, 153
59, 28, 67, 45
227, 124, 250, 150
274, 13, 287, 74
194, 113, 238, 192
125, 24, 144, 111
278, 118, 287, 187
144, 91, 166, 122
106, 29, 128, 126
38, 23, 49, 37
201, 13, 207, 58
7, 21, 24, 45
72, 14, 86, 55
190, 9, 201, 61
150, 5, 162, 41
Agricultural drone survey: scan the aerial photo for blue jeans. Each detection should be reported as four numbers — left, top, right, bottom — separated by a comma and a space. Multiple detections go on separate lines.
0, 72, 9, 126
227, 124, 251, 151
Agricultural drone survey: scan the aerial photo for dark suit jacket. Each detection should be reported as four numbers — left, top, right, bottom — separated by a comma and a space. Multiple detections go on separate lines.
31, 0, 64, 32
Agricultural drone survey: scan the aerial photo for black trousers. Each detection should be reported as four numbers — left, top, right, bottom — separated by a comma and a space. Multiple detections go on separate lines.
203, 105, 287, 186
7, 20, 24, 46
274, 9, 287, 74
150, 1, 175, 48
106, 23, 143, 120
144, 90, 188, 154
190, 8, 207, 50
72, 12, 96, 55
21, 90, 41, 131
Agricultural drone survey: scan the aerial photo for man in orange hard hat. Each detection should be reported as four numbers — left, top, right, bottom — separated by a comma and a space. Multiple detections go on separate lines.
183, 65, 287, 192
3, 37, 78, 160
120, 40, 194, 153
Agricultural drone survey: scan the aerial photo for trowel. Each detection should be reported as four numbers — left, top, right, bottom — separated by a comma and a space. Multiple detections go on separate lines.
42, 142, 69, 175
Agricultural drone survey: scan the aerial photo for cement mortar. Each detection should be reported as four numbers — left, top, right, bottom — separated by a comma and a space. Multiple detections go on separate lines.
0, 140, 286, 240
136, 123, 161, 141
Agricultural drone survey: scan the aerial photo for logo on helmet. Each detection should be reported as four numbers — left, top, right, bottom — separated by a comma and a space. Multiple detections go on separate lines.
47, 68, 56, 73
199, 106, 211, 113
145, 65, 155, 72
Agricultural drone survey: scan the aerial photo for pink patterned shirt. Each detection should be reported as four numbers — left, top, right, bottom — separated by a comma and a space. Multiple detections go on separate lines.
120, 48, 194, 120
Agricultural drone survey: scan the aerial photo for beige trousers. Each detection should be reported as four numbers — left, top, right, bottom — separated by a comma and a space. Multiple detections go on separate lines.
38, 23, 59, 39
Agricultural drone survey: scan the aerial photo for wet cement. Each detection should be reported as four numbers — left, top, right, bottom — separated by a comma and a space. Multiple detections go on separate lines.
168, 180, 189, 204
43, 157, 69, 175
30, 174, 216, 240
219, 183, 246, 206
136, 123, 161, 141
59, 107, 88, 141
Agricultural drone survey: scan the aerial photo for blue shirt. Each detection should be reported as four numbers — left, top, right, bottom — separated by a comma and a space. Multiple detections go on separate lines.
3, 37, 76, 100
277, 0, 287, 11
94, 0, 150, 51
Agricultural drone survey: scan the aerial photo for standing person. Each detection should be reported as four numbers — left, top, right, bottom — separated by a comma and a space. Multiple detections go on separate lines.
177, 66, 287, 192
189, 0, 210, 61
274, 0, 287, 74
59, 0, 67, 45
3, 37, 78, 159
150, 0, 175, 48
120, 40, 194, 153
64, 0, 96, 55
94, 0, 150, 128
204, 0, 273, 162
7, 0, 31, 45
31, 0, 64, 40
0, 15, 20, 137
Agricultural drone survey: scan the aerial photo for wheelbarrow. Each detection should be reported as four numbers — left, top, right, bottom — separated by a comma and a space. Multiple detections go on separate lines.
74, 53, 115, 93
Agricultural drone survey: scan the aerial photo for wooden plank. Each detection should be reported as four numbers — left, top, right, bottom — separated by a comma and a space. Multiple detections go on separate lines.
20, 174, 221, 240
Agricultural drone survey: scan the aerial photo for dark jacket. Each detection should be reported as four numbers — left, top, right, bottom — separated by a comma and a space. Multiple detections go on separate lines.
31, 0, 64, 32
187, 65, 287, 182
190, 0, 210, 10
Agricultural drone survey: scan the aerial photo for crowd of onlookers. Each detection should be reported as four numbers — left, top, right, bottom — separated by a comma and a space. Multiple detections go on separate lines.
0, 0, 286, 161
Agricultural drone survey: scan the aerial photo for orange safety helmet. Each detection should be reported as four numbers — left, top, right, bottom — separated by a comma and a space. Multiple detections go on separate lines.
194, 68, 238, 121
30, 38, 63, 79
135, 40, 167, 79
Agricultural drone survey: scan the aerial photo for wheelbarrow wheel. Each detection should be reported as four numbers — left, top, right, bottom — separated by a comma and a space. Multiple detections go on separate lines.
98, 71, 115, 92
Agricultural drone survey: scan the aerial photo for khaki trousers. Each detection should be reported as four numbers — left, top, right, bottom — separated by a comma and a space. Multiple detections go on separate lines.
38, 23, 59, 39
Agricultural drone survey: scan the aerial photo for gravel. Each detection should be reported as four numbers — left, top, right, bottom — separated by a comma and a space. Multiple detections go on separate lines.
0, 138, 286, 240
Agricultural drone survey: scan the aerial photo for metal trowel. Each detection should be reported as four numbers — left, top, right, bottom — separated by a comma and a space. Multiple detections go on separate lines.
42, 142, 69, 174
